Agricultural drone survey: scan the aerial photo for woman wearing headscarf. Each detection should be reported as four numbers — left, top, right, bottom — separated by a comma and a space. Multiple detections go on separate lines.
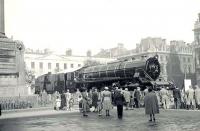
144, 87, 159, 122
102, 87, 112, 116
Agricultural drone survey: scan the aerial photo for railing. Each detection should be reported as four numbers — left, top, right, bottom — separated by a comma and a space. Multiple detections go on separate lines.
0, 93, 80, 110
0, 95, 52, 110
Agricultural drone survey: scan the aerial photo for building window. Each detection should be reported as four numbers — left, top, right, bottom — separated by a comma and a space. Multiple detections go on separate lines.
56, 63, 59, 69
39, 62, 43, 69
184, 65, 187, 73
78, 64, 81, 67
183, 57, 186, 63
31, 62, 35, 69
188, 58, 190, 63
48, 63, 51, 70
166, 56, 168, 61
71, 64, 74, 68
64, 63, 67, 69
160, 55, 163, 61
188, 65, 191, 74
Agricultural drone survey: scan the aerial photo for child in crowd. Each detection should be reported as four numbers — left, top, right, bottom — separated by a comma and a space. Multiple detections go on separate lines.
130, 95, 134, 110
55, 96, 61, 111
97, 92, 103, 116
69, 98, 74, 111
78, 95, 83, 112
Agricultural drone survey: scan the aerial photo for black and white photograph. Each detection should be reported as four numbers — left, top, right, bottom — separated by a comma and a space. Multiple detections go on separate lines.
0, 0, 200, 130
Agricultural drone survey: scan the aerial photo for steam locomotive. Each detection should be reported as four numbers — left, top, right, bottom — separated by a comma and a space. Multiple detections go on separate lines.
35, 55, 169, 94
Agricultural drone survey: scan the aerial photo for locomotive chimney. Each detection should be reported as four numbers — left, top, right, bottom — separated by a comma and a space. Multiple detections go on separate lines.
0, 0, 5, 35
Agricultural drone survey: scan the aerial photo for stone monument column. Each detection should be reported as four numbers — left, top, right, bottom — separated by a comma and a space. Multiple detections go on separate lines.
0, 0, 26, 96
0, 0, 5, 35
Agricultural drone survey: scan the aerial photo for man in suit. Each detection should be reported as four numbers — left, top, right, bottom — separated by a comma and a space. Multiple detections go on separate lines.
160, 87, 169, 109
81, 88, 89, 116
195, 85, 200, 109
173, 86, 181, 109
186, 85, 195, 110
114, 88, 125, 119
134, 87, 141, 108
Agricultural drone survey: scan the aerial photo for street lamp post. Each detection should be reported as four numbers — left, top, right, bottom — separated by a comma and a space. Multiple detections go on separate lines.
184, 66, 187, 79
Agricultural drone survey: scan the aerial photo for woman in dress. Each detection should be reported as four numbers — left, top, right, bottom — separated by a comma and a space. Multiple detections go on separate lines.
55, 96, 61, 111
102, 87, 112, 116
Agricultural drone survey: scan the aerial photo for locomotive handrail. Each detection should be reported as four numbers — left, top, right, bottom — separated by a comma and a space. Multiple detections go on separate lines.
136, 68, 154, 81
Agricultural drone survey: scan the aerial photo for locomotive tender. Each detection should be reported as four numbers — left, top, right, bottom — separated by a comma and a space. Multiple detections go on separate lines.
35, 55, 166, 94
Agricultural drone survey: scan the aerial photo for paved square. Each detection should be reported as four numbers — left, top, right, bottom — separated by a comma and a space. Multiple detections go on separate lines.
0, 109, 200, 131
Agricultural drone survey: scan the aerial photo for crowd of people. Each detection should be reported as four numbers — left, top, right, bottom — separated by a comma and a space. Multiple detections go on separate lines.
1, 84, 200, 121
156, 85, 200, 110
64, 84, 200, 121
53, 89, 83, 111
75, 85, 159, 121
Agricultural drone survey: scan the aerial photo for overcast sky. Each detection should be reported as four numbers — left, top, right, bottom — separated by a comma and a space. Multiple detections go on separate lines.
4, 0, 200, 56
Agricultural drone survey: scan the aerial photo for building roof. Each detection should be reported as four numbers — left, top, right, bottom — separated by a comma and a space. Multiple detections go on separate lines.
56, 67, 83, 73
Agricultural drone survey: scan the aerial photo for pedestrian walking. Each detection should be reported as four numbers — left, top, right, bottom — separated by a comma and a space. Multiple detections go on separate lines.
194, 85, 200, 109
144, 87, 159, 122
114, 88, 125, 119
160, 87, 169, 109
0, 103, 1, 116
123, 88, 131, 110
69, 98, 74, 111
53, 91, 60, 109
155, 91, 161, 108
113, 86, 119, 106
97, 90, 103, 116
186, 85, 195, 110
41, 90, 47, 107
78, 95, 83, 112
134, 87, 141, 108
102, 87, 112, 116
129, 95, 134, 109
55, 96, 61, 110
92, 88, 98, 112
143, 88, 148, 96
180, 89, 186, 109
81, 88, 89, 117
173, 86, 181, 109
65, 89, 71, 110
60, 91, 66, 109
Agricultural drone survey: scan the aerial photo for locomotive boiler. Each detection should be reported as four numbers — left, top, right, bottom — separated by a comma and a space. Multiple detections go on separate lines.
75, 55, 161, 89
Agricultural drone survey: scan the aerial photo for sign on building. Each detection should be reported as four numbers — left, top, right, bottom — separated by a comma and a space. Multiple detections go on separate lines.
184, 79, 192, 91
